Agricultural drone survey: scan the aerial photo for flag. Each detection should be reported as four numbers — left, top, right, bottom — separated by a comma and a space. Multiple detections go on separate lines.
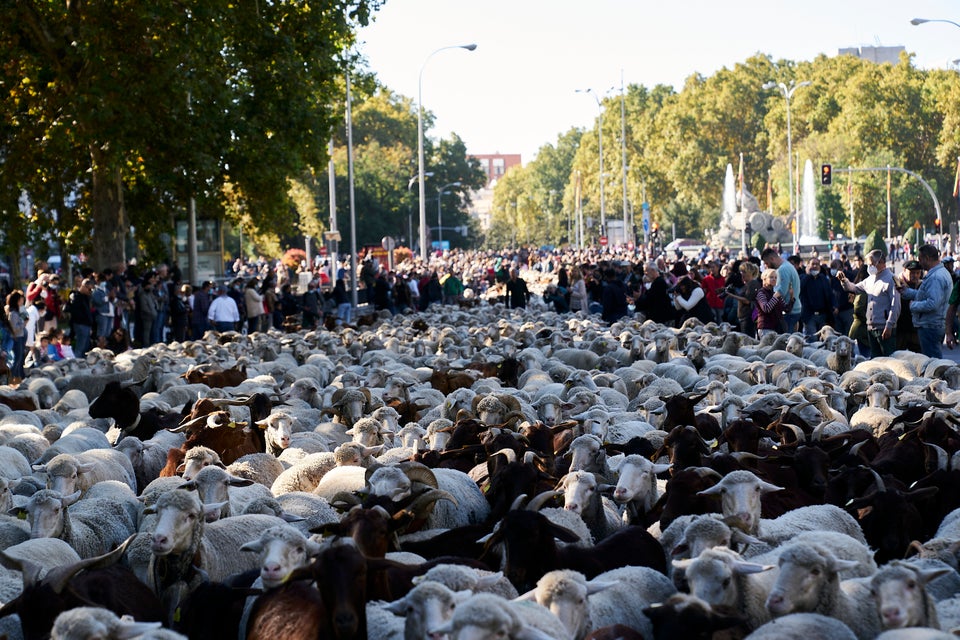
953, 157, 960, 203
767, 170, 773, 215
737, 153, 744, 201
887, 166, 891, 208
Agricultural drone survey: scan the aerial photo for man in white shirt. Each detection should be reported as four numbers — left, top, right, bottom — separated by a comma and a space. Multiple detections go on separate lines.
207, 285, 241, 332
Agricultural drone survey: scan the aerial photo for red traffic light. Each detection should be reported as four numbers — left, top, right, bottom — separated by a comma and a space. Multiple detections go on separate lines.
821, 164, 832, 185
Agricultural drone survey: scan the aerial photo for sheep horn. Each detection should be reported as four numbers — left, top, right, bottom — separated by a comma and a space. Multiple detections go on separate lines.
329, 491, 362, 508
399, 461, 439, 489
509, 494, 529, 511
45, 534, 137, 595
782, 424, 806, 444
866, 467, 886, 493
526, 490, 560, 512
925, 442, 950, 472
406, 489, 458, 517
170, 413, 210, 433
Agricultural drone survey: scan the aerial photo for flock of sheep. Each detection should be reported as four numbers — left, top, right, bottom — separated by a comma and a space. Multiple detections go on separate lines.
0, 296, 960, 640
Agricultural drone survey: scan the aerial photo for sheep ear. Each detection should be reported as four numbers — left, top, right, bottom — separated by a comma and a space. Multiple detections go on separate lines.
62, 491, 82, 507
142, 505, 156, 516
7, 507, 26, 519
280, 511, 306, 524
429, 621, 454, 637
515, 625, 558, 640
202, 502, 227, 519
731, 561, 774, 575
227, 475, 254, 487
514, 588, 537, 602
697, 484, 723, 496
175, 463, 187, 474
382, 596, 408, 616
672, 558, 694, 570
113, 621, 163, 639
829, 558, 862, 573
916, 567, 953, 584
585, 579, 617, 595
653, 463, 672, 475
239, 539, 264, 553
756, 479, 784, 493
76, 461, 98, 474
31, 463, 47, 473
305, 539, 324, 557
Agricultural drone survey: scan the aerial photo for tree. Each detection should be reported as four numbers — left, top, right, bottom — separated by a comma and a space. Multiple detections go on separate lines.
0, 1, 380, 270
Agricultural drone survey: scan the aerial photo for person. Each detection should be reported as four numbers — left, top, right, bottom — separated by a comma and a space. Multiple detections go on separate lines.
170, 284, 191, 343
442, 270, 465, 306
760, 248, 801, 333
5, 291, 26, 383
755, 269, 789, 337
836, 250, 900, 357
568, 266, 588, 313
137, 274, 159, 347
360, 259, 377, 304
900, 244, 953, 358
599, 268, 629, 323
91, 278, 115, 342
106, 326, 131, 354
208, 284, 241, 332
700, 261, 726, 324
672, 275, 713, 325
46, 329, 66, 361
799, 258, 834, 338
67, 278, 95, 358
899, 260, 924, 352
190, 281, 212, 339
333, 278, 351, 324
543, 284, 569, 313
227, 277, 247, 330
829, 259, 855, 338
727, 261, 761, 337
60, 332, 76, 359
151, 264, 170, 345
373, 271, 393, 314
244, 279, 264, 335
633, 261, 674, 325
504, 268, 529, 309
262, 279, 280, 330
28, 332, 52, 368
301, 280, 322, 329
25, 299, 43, 362
846, 262, 872, 358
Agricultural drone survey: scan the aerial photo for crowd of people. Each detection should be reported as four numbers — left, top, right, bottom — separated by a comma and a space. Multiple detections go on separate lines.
2, 239, 959, 385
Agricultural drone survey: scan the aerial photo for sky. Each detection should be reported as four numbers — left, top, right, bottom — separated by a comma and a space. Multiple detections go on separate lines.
357, 0, 960, 164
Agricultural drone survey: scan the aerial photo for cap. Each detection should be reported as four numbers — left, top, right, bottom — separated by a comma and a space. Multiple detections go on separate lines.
670, 262, 688, 277
944, 256, 955, 263
904, 260, 922, 270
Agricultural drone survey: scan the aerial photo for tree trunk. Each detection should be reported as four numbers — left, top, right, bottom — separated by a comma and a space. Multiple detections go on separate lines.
89, 146, 127, 271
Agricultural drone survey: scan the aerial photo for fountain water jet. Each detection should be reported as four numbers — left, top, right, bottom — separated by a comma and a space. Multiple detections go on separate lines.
799, 159, 820, 243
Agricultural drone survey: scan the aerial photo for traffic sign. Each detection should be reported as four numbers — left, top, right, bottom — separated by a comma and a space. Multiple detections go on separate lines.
599, 236, 609, 246
914, 221, 921, 230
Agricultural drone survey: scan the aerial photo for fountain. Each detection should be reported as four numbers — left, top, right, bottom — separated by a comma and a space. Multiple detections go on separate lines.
799, 159, 820, 244
711, 161, 794, 252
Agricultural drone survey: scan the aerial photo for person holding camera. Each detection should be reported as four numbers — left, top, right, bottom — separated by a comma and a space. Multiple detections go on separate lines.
755, 269, 791, 337
836, 249, 900, 357
701, 261, 726, 324
725, 261, 761, 337
672, 275, 713, 325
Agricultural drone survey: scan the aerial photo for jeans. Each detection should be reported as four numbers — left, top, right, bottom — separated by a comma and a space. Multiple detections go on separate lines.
12, 336, 25, 378
247, 316, 261, 335
73, 324, 91, 358
97, 314, 113, 341
152, 310, 167, 345
918, 326, 945, 359
782, 312, 801, 334
803, 313, 828, 339
215, 321, 235, 333
338, 302, 352, 324
834, 308, 854, 339
867, 328, 897, 358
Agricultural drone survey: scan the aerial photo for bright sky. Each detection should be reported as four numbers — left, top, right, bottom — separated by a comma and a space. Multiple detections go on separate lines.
358, 0, 960, 164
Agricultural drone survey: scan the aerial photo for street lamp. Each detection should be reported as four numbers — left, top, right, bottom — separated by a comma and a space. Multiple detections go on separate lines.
418, 44, 477, 262
911, 17, 960, 29
408, 172, 433, 250
762, 79, 811, 249
437, 181, 461, 250
577, 88, 609, 238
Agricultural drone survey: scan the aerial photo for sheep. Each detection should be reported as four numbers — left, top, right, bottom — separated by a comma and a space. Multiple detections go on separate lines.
869, 561, 953, 631
744, 612, 858, 639
675, 545, 778, 630
0, 445, 31, 481
115, 430, 185, 492
381, 580, 473, 640
181, 464, 274, 521
33, 427, 112, 464
609, 454, 670, 524
697, 470, 867, 544
178, 446, 224, 480
226, 452, 286, 488
15, 488, 136, 559
430, 592, 571, 640
517, 567, 677, 640
254, 412, 297, 456
413, 564, 520, 600
49, 606, 165, 640
764, 542, 881, 640
238, 524, 323, 588
556, 471, 623, 542
144, 488, 288, 586
32, 450, 137, 495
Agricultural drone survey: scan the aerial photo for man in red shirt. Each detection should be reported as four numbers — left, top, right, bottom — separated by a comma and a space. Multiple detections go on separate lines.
701, 261, 726, 324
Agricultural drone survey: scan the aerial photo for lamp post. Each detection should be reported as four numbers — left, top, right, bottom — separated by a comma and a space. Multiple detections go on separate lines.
763, 79, 810, 250
408, 172, 433, 251
911, 17, 960, 29
437, 181, 461, 251
418, 44, 477, 262
578, 88, 611, 239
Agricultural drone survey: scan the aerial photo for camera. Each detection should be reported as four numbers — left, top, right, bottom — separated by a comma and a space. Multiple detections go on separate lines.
717, 289, 728, 298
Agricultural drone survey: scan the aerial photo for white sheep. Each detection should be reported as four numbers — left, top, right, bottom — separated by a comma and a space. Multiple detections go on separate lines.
870, 560, 951, 631
413, 564, 519, 600
556, 471, 622, 542
764, 542, 880, 640
517, 566, 676, 640
609, 454, 670, 524
16, 488, 136, 559
225, 452, 286, 488
114, 430, 185, 491
238, 523, 323, 588
745, 612, 857, 639
32, 450, 137, 495
0, 445, 31, 481
50, 606, 165, 640
430, 592, 571, 640
33, 427, 112, 464
382, 580, 473, 640
181, 464, 274, 521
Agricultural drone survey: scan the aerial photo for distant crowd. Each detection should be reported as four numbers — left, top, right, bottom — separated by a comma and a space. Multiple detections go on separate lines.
2, 238, 958, 385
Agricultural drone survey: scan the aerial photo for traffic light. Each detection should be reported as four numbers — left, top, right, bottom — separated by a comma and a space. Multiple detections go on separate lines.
821, 164, 832, 186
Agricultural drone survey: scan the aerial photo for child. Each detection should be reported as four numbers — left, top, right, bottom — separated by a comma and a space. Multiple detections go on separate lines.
27, 333, 52, 368
46, 329, 65, 361
60, 332, 76, 359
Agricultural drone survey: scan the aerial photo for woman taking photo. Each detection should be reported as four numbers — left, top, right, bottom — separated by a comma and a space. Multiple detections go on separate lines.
726, 261, 761, 337
568, 266, 587, 313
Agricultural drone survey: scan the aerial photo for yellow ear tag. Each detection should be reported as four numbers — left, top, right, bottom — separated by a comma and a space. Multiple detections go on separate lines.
173, 608, 181, 623
17, 510, 26, 520
228, 421, 237, 429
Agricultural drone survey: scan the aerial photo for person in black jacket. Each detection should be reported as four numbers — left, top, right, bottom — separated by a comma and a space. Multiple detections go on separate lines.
600, 268, 629, 323
505, 268, 529, 309
67, 278, 95, 357
633, 261, 674, 325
